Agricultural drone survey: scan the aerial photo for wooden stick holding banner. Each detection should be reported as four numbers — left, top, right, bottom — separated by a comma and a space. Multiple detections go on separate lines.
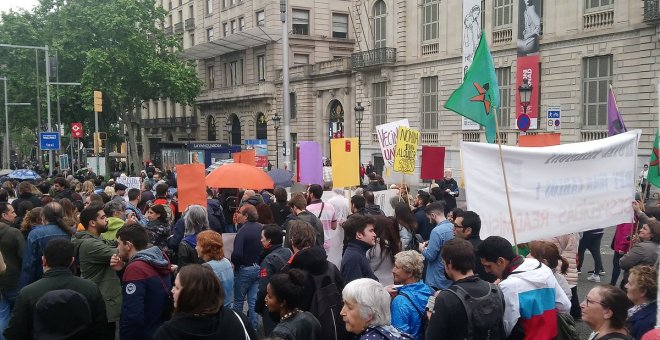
493, 113, 520, 254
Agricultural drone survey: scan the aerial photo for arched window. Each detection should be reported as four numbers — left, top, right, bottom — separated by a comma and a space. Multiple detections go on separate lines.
373, 0, 386, 49
229, 114, 241, 145
329, 100, 344, 139
207, 115, 217, 141
256, 112, 267, 140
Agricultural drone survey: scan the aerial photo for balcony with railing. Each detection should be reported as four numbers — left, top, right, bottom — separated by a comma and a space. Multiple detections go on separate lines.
351, 47, 396, 69
492, 27, 513, 45
198, 82, 277, 104
644, 0, 660, 23
174, 22, 184, 34
185, 18, 195, 31
420, 132, 439, 144
421, 42, 439, 56
141, 116, 198, 129
312, 57, 352, 76
584, 8, 614, 29
581, 130, 608, 141
164, 26, 173, 36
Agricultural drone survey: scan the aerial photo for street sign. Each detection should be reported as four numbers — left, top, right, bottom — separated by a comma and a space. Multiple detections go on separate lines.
71, 122, 83, 138
39, 132, 61, 150
547, 106, 561, 132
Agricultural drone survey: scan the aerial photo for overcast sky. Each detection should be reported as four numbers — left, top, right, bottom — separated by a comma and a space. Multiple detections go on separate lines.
0, 0, 40, 15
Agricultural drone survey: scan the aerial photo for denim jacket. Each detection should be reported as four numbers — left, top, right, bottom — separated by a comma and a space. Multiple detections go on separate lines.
19, 224, 71, 288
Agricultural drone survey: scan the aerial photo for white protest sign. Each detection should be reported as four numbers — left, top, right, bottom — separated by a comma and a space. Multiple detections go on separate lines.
462, 130, 639, 244
115, 177, 142, 190
376, 119, 409, 168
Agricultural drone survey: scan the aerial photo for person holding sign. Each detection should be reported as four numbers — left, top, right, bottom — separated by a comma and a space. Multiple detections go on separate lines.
439, 169, 459, 215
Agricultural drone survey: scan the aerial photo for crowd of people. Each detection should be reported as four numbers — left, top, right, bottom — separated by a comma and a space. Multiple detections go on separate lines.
0, 166, 656, 340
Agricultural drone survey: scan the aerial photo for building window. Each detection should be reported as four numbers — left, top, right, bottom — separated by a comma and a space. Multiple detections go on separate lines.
169, 14, 173, 26
422, 0, 439, 42
257, 55, 266, 81
494, 0, 512, 28
495, 67, 511, 129
372, 82, 387, 128
223, 23, 228, 37
227, 60, 243, 86
206, 27, 214, 41
421, 76, 438, 130
292, 9, 310, 35
178, 10, 183, 23
190, 33, 195, 46
256, 112, 267, 140
222, 0, 227, 8
373, 1, 386, 48
239, 17, 245, 31
256, 10, 265, 27
207, 65, 215, 89
189, 4, 194, 17
332, 13, 349, 38
585, 0, 613, 12
231, 20, 236, 34
290, 93, 297, 119
293, 54, 309, 65
481, 0, 485, 30
582, 55, 612, 127
205, 0, 212, 15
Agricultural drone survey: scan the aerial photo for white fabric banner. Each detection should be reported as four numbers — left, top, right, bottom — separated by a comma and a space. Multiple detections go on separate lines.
376, 119, 409, 168
462, 130, 639, 244
461, 0, 482, 131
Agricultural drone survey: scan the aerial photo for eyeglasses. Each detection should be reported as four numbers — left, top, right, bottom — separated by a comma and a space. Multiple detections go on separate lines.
584, 298, 605, 307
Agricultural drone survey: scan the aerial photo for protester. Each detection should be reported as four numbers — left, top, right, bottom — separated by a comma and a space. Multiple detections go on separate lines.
447, 207, 463, 223
363, 190, 385, 216
412, 191, 432, 241
144, 204, 171, 253
4, 239, 110, 340
341, 214, 378, 284
112, 183, 127, 201
327, 188, 351, 266
284, 193, 324, 249
451, 210, 496, 283
267, 269, 322, 340
152, 183, 177, 222
426, 239, 505, 340
12, 201, 32, 231
153, 264, 257, 340
196, 230, 233, 308
177, 205, 208, 268
20, 202, 74, 287
231, 204, 263, 330
59, 198, 79, 230
581, 285, 633, 340
388, 250, 433, 340
11, 182, 41, 211
625, 265, 657, 339
256, 224, 292, 335
341, 278, 412, 340
528, 241, 572, 299
368, 215, 399, 285
420, 201, 454, 290
111, 224, 173, 340
610, 221, 633, 286
102, 199, 128, 241
139, 181, 155, 212
578, 228, 606, 282
306, 184, 338, 251
439, 169, 459, 215
477, 236, 571, 339
126, 188, 147, 225
73, 204, 122, 333
545, 233, 581, 319
0, 203, 24, 336
19, 207, 42, 239
394, 202, 417, 251
269, 187, 291, 227
619, 219, 660, 289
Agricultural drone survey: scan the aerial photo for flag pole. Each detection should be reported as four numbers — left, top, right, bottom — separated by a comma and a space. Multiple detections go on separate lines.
493, 112, 520, 254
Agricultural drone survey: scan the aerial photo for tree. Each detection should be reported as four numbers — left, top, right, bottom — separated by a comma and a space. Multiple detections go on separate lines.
0, 0, 202, 174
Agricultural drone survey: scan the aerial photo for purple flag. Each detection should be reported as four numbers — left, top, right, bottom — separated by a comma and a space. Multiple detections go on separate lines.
298, 141, 323, 185
607, 86, 627, 136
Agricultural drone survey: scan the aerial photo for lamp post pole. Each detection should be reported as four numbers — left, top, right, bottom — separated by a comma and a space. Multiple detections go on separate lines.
272, 114, 281, 169
354, 102, 364, 166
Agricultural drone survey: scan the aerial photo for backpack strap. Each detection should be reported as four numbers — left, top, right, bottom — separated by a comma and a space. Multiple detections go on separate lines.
444, 285, 474, 340
316, 203, 325, 219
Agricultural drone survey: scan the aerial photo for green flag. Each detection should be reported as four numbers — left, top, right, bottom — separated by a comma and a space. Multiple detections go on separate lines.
445, 33, 500, 143
647, 132, 660, 187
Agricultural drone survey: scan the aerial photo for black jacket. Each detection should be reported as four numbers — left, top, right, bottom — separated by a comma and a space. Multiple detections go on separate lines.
271, 311, 322, 340
153, 308, 257, 340
287, 246, 344, 312
466, 236, 498, 283
11, 193, 42, 211
4, 268, 110, 340
341, 240, 377, 284
413, 207, 432, 241
0, 220, 25, 289
270, 202, 291, 227
256, 244, 292, 314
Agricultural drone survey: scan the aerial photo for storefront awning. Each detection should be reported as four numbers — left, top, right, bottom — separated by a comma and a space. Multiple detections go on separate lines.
181, 27, 282, 59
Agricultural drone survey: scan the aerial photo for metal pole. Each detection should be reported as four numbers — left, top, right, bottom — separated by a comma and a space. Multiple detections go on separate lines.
3, 78, 8, 169
35, 50, 42, 167
280, 0, 291, 170
357, 120, 361, 168
275, 127, 279, 168
55, 51, 61, 163
95, 111, 99, 176
45, 45, 53, 176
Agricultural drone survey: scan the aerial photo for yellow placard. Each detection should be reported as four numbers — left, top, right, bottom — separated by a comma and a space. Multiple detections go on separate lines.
393, 127, 420, 174
330, 138, 360, 188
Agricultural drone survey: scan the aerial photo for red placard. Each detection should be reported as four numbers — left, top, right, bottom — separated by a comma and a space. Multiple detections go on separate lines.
70, 123, 83, 138
515, 55, 540, 130
420, 146, 445, 180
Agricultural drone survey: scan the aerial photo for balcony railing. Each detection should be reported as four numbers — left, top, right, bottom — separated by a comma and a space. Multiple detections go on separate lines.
185, 18, 195, 31
420, 132, 439, 144
351, 47, 396, 69
644, 0, 660, 22
174, 22, 184, 34
312, 57, 352, 75
141, 116, 198, 129
421, 42, 439, 56
584, 9, 614, 30
462, 132, 481, 142
492, 27, 513, 45
581, 130, 607, 141
164, 26, 173, 36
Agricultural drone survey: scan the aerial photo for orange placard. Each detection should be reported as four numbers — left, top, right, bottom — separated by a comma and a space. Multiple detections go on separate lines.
232, 150, 256, 166
176, 164, 207, 211
518, 133, 561, 147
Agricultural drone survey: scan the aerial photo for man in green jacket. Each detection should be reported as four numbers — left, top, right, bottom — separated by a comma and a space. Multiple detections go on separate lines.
72, 204, 122, 334
4, 238, 111, 340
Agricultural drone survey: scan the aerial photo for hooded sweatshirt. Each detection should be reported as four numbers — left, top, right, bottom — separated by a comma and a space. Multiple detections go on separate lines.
499, 258, 571, 340
101, 217, 124, 241
120, 246, 172, 340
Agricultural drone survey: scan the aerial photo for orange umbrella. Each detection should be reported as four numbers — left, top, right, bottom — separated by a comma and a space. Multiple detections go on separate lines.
206, 163, 274, 190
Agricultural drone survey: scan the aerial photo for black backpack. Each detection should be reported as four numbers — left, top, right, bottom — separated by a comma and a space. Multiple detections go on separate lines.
33, 289, 93, 340
308, 263, 348, 340
445, 282, 505, 340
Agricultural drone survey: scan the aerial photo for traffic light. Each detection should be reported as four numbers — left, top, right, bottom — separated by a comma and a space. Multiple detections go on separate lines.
93, 132, 106, 155
99, 132, 107, 140
93, 91, 103, 112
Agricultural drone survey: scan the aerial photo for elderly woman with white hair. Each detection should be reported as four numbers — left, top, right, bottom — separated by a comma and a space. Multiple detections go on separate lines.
341, 278, 414, 340
177, 205, 209, 268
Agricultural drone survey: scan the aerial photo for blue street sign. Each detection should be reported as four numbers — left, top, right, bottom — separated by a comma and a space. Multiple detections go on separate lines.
40, 132, 61, 150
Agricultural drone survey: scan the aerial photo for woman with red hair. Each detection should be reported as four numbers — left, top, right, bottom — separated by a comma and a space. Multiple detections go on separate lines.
197, 230, 234, 308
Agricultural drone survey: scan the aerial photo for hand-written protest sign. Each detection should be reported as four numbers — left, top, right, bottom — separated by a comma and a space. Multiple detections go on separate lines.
462, 130, 640, 244
115, 177, 141, 190
376, 119, 409, 168
393, 127, 420, 174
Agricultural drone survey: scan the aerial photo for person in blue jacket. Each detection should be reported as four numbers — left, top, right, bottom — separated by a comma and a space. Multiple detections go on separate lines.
388, 251, 433, 340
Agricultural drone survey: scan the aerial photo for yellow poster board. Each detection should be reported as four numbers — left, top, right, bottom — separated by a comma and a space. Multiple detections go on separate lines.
330, 138, 360, 188
393, 127, 420, 174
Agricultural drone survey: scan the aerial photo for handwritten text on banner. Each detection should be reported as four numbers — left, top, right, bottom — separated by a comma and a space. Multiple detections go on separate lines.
393, 127, 420, 174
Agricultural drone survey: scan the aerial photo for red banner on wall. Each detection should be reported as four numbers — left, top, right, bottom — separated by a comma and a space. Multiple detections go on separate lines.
515, 55, 540, 131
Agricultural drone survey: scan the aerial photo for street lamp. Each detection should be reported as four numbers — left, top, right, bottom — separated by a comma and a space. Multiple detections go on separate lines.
225, 119, 233, 145
1, 76, 31, 169
518, 79, 533, 115
272, 113, 281, 168
354, 102, 364, 165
